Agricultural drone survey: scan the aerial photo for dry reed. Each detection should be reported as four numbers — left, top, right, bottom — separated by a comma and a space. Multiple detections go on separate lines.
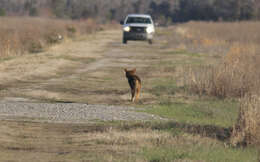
231, 94, 260, 146
184, 44, 260, 98
181, 21, 260, 98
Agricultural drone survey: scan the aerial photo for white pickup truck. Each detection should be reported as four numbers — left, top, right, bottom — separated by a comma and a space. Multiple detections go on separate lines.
120, 14, 155, 44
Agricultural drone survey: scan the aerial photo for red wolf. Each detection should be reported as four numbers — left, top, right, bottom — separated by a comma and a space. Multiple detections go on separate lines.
124, 68, 141, 102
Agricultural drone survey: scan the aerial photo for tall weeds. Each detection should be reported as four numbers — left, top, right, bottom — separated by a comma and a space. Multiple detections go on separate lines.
231, 95, 260, 146
178, 21, 260, 145
0, 17, 100, 57
184, 44, 260, 98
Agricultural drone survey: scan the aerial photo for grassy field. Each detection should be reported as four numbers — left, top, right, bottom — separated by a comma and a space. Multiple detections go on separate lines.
0, 120, 259, 162
0, 21, 260, 161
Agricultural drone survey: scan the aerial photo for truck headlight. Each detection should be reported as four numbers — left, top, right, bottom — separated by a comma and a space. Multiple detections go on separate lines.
146, 27, 154, 33
123, 26, 130, 32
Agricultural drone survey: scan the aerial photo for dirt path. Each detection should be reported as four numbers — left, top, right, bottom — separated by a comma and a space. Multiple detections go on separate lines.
0, 29, 162, 104
0, 29, 167, 122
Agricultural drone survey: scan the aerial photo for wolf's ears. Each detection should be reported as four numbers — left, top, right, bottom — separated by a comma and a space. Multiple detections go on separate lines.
124, 68, 136, 73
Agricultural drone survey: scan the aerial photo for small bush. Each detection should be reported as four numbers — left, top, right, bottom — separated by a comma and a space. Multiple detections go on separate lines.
29, 7, 38, 17
28, 41, 44, 53
66, 26, 77, 34
231, 95, 260, 146
66, 26, 77, 38
0, 8, 6, 16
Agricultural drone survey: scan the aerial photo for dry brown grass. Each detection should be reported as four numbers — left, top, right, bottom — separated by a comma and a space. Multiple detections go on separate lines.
178, 21, 260, 54
0, 120, 257, 162
177, 21, 260, 146
231, 95, 260, 146
180, 22, 260, 98
0, 17, 101, 57
184, 21, 260, 43
184, 45, 260, 98
0, 121, 174, 162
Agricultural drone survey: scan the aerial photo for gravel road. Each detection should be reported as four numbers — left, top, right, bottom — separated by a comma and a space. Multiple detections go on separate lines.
0, 102, 163, 123
0, 30, 166, 124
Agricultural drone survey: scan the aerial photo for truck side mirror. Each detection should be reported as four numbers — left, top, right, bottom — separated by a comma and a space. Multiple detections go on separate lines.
120, 20, 124, 25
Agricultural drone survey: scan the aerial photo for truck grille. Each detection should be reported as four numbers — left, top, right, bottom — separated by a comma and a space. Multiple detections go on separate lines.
130, 27, 146, 33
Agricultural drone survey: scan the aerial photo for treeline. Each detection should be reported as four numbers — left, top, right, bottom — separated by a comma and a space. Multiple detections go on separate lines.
1, 0, 260, 23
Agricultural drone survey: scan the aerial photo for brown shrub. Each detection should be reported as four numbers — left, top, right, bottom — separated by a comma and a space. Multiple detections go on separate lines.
0, 17, 101, 57
184, 44, 260, 98
231, 94, 260, 146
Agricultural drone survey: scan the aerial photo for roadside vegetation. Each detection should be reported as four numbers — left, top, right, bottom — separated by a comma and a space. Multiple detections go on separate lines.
174, 21, 260, 146
0, 17, 102, 57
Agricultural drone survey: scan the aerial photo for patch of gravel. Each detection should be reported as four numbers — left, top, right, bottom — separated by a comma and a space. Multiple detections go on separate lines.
0, 102, 164, 123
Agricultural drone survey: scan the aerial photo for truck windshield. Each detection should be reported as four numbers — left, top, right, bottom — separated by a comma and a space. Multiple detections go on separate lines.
126, 17, 151, 24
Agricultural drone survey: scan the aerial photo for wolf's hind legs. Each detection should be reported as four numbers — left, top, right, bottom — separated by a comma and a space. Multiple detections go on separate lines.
131, 89, 135, 102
